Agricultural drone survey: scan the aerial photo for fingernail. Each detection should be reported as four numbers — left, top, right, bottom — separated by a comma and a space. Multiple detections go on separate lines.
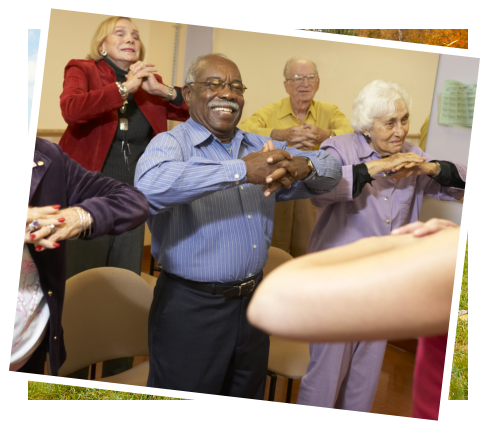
265, 191, 270, 197
53, 205, 61, 209
267, 158, 273, 162
58, 218, 65, 222
35, 246, 43, 251
53, 243, 61, 248
30, 234, 36, 239
267, 178, 272, 183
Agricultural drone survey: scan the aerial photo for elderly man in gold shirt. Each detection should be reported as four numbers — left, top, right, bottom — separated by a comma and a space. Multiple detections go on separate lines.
240, 57, 353, 256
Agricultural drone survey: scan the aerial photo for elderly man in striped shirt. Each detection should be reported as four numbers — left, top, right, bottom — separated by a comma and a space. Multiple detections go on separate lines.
135, 53, 342, 398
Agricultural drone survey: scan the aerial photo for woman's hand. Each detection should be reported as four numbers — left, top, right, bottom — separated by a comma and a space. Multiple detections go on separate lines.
25, 206, 92, 251
391, 218, 458, 237
124, 61, 158, 94
364, 152, 426, 177
390, 161, 441, 180
25, 205, 65, 249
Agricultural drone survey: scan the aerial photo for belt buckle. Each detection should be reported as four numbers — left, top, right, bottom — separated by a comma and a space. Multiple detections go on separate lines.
238, 279, 255, 296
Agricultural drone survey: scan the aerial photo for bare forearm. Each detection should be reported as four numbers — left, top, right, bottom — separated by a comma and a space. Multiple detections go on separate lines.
248, 228, 459, 342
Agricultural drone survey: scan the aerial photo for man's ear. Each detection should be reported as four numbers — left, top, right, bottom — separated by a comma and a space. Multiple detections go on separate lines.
183, 85, 191, 107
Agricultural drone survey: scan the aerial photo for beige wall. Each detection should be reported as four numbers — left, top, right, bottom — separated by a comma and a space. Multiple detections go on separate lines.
213, 29, 439, 133
38, 9, 186, 131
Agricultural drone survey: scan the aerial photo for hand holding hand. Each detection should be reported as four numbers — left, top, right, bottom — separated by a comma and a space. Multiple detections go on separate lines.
25, 206, 93, 251
391, 218, 458, 237
390, 161, 440, 180
243, 141, 298, 196
25, 205, 65, 249
124, 61, 158, 94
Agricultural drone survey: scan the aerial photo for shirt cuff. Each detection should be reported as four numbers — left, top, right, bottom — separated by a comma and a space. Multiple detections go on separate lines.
221, 159, 248, 183
429, 160, 465, 189
352, 163, 375, 198
170, 88, 184, 107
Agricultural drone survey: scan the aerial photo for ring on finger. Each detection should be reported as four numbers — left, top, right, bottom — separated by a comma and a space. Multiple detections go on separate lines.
28, 220, 41, 232
46, 224, 55, 235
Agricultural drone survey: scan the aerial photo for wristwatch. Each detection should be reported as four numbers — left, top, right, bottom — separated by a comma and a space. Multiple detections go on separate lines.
115, 82, 128, 102
329, 130, 336, 138
163, 85, 174, 101
306, 158, 316, 175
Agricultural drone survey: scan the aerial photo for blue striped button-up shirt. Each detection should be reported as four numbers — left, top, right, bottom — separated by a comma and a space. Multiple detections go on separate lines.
135, 118, 341, 282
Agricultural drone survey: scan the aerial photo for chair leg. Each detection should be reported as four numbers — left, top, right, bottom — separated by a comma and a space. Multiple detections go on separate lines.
268, 373, 277, 402
285, 378, 293, 403
90, 363, 97, 380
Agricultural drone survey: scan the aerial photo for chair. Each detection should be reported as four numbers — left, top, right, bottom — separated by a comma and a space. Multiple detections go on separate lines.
263, 247, 311, 403
58, 267, 153, 386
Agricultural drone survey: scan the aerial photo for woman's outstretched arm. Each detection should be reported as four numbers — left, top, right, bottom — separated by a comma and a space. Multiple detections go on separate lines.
248, 225, 460, 342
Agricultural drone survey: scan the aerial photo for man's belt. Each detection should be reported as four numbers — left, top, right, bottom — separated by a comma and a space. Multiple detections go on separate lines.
164, 271, 263, 298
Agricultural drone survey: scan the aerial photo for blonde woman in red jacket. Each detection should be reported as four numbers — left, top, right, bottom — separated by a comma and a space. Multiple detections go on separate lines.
59, 16, 189, 377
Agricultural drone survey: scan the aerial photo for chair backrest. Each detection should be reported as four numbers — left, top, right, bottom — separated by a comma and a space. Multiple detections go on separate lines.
263, 246, 294, 278
58, 267, 153, 377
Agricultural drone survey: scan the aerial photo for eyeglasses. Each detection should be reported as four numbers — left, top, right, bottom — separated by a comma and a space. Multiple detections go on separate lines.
188, 79, 247, 95
286, 74, 319, 84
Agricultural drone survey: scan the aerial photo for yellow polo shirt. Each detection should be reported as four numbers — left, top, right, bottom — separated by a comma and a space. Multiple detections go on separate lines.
239, 97, 353, 150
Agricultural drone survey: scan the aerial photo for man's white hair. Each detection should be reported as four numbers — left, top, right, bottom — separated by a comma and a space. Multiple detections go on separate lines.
350, 80, 412, 133
283, 56, 319, 80
183, 53, 229, 85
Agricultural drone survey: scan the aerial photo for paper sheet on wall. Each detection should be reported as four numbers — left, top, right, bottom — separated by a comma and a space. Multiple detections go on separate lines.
438, 80, 477, 128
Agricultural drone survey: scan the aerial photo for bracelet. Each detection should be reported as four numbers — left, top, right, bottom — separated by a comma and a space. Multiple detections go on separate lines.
116, 81, 129, 102
67, 207, 93, 240
163, 85, 174, 101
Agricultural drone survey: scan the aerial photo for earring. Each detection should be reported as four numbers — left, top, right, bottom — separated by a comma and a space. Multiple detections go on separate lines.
101, 49, 107, 57
364, 134, 371, 142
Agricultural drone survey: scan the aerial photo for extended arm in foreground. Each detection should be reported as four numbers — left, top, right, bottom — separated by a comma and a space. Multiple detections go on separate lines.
248, 224, 460, 342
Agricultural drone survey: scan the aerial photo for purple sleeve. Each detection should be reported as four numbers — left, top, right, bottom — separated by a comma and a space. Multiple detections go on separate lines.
60, 147, 150, 237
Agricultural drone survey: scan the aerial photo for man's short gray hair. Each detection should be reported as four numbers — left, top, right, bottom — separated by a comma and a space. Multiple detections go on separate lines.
283, 56, 319, 80
350, 80, 412, 133
183, 53, 229, 85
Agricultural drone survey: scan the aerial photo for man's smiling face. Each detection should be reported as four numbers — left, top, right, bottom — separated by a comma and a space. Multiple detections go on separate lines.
284, 59, 320, 106
183, 56, 245, 143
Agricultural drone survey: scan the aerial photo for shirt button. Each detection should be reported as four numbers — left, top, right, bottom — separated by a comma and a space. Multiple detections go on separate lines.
384, 197, 389, 201
240, 186, 244, 190
312, 176, 316, 180
253, 245, 257, 249
248, 215, 251, 219
234, 174, 239, 179
386, 220, 391, 224
48, 290, 53, 296
37, 161, 44, 166
235, 181, 239, 185
54, 336, 57, 340
382, 173, 387, 178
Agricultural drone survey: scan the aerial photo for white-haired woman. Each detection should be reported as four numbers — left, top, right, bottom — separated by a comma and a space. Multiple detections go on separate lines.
295, 80, 466, 412
58, 16, 189, 377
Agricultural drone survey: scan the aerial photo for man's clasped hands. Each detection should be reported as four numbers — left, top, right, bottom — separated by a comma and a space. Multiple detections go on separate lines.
242, 141, 313, 197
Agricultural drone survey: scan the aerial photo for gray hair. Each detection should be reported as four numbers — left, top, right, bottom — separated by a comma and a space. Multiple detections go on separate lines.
183, 53, 229, 85
283, 56, 319, 80
350, 80, 412, 133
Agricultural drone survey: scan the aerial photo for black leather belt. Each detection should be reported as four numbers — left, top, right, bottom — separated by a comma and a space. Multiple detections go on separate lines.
164, 271, 263, 298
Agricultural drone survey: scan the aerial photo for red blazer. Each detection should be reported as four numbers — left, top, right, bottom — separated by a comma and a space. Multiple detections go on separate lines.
59, 59, 189, 172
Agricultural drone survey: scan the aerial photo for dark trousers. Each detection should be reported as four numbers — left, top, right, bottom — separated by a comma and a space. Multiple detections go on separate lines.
147, 272, 270, 399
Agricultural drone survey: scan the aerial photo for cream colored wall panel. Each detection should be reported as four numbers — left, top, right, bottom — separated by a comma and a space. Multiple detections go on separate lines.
213, 29, 439, 133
